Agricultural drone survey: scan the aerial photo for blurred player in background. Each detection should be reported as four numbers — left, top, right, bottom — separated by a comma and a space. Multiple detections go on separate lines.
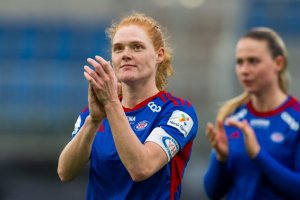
57, 11, 198, 200
204, 27, 300, 199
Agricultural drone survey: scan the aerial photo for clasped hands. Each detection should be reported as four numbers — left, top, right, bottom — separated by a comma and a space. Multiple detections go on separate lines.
206, 119, 261, 161
83, 56, 119, 122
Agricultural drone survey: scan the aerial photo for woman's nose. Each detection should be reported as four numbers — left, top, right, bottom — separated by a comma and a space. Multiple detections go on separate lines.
122, 47, 132, 61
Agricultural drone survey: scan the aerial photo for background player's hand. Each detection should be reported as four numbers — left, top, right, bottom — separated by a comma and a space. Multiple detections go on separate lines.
84, 56, 119, 107
227, 119, 260, 158
206, 120, 228, 161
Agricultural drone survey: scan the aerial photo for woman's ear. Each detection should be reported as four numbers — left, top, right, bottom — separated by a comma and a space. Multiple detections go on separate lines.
274, 55, 285, 72
156, 47, 165, 64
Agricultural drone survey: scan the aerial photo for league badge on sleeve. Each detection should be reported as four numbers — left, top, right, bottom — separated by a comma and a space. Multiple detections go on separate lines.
167, 110, 193, 137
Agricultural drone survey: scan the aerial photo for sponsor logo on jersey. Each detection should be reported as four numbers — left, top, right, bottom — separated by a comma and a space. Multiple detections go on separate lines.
162, 136, 179, 158
72, 116, 81, 136
148, 102, 161, 112
281, 112, 299, 131
167, 110, 193, 137
250, 119, 270, 128
270, 132, 284, 143
134, 120, 149, 131
227, 109, 247, 122
127, 116, 136, 124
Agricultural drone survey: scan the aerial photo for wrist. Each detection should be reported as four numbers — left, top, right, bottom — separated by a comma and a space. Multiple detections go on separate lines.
250, 146, 261, 159
86, 115, 102, 126
216, 153, 227, 162
103, 100, 121, 111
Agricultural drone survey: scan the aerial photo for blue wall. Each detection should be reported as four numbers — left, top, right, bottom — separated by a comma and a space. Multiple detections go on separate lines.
0, 20, 110, 134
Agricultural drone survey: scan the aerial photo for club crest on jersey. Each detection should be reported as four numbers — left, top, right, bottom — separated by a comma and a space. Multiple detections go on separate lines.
162, 136, 179, 158
270, 132, 284, 143
134, 120, 149, 131
167, 110, 193, 137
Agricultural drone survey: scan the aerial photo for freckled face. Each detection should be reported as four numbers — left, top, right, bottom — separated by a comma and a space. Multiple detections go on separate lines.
111, 25, 159, 86
235, 38, 280, 95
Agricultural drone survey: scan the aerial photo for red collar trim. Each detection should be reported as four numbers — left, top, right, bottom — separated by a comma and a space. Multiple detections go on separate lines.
247, 96, 296, 117
122, 91, 166, 112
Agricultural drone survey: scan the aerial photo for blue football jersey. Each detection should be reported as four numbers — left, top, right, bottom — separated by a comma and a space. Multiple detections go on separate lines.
204, 96, 300, 200
72, 91, 198, 200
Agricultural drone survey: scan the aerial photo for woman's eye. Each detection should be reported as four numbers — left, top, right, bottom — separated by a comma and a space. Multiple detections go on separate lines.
236, 59, 243, 66
113, 46, 123, 53
132, 44, 143, 51
248, 58, 259, 65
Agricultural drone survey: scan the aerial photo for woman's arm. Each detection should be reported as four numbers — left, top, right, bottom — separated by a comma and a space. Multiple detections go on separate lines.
104, 100, 168, 182
203, 151, 232, 200
57, 116, 101, 182
253, 145, 300, 199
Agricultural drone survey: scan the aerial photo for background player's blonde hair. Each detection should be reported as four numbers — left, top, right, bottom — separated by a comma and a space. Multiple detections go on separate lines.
217, 27, 290, 122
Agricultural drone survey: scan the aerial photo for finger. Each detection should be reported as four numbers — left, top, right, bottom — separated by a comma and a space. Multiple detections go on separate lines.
240, 120, 253, 137
84, 71, 99, 89
206, 123, 217, 146
95, 56, 116, 78
205, 122, 214, 137
95, 56, 115, 76
217, 120, 225, 133
87, 57, 106, 76
227, 119, 244, 130
228, 119, 252, 137
84, 65, 101, 84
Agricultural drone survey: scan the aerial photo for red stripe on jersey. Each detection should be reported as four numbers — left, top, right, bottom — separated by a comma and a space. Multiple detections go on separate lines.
165, 93, 178, 106
158, 91, 167, 102
187, 100, 191, 107
170, 141, 193, 200
176, 97, 185, 106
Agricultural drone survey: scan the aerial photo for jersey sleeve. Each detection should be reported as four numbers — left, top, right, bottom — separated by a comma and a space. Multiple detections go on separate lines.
71, 107, 89, 138
145, 104, 198, 161
253, 136, 300, 199
203, 150, 232, 199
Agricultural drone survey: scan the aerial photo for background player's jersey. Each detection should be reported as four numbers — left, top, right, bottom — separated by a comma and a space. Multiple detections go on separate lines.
205, 96, 300, 200
71, 91, 198, 200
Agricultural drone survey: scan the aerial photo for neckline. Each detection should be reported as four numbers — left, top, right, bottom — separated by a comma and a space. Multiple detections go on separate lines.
122, 91, 165, 112
247, 95, 296, 117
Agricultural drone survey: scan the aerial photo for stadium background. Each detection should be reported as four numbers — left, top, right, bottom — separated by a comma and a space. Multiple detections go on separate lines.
0, 0, 300, 199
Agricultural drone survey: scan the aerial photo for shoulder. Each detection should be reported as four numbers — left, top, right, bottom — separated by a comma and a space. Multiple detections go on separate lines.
289, 96, 300, 112
157, 91, 198, 129
283, 96, 300, 123
157, 91, 195, 109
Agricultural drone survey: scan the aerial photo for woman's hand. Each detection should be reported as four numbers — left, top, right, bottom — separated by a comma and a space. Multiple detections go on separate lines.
84, 56, 119, 107
87, 84, 105, 122
206, 120, 228, 161
227, 119, 261, 159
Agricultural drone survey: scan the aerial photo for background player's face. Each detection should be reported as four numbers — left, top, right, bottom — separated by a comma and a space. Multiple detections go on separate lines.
111, 25, 161, 86
235, 38, 281, 95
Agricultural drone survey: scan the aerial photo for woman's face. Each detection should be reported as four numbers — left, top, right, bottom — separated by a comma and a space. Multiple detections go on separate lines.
235, 38, 282, 95
111, 25, 163, 86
